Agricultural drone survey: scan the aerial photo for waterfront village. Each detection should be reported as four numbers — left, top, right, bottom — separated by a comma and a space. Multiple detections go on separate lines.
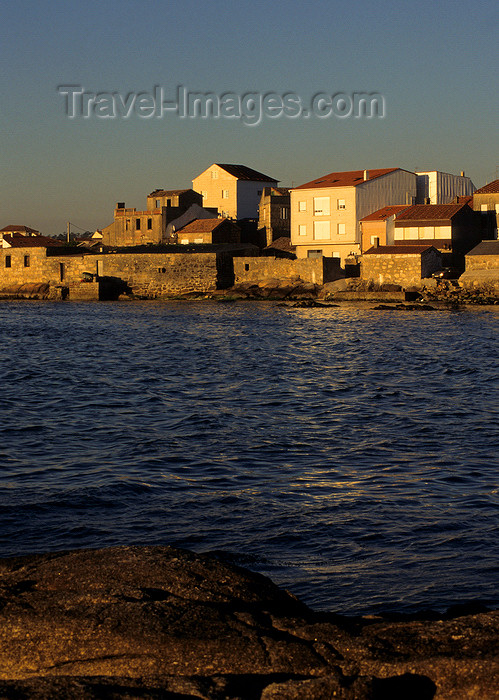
1, 164, 499, 304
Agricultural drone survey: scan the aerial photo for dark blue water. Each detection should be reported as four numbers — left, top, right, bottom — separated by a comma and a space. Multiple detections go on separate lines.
0, 300, 498, 615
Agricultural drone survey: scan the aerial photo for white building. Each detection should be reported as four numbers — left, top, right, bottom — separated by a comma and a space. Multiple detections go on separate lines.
416, 171, 475, 204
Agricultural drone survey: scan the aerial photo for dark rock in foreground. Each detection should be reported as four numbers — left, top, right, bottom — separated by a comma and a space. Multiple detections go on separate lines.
0, 546, 497, 698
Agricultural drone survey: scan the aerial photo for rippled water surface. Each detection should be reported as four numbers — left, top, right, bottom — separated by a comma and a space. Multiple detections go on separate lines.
0, 300, 498, 614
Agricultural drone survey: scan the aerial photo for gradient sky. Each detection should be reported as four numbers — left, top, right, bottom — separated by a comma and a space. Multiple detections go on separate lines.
1, 0, 498, 235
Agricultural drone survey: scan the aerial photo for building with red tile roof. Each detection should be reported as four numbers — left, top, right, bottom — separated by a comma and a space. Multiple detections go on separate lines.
175, 218, 240, 245
290, 168, 417, 263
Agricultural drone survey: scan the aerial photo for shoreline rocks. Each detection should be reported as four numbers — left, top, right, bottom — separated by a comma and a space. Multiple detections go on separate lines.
0, 546, 497, 698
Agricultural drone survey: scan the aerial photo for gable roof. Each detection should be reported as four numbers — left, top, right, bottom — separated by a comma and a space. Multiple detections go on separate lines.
2, 233, 65, 248
473, 179, 499, 194
364, 244, 436, 255
213, 164, 278, 182
294, 168, 403, 190
395, 202, 471, 223
360, 205, 412, 222
177, 218, 230, 234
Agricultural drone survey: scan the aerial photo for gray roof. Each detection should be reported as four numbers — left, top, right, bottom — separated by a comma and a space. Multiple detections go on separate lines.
466, 241, 499, 255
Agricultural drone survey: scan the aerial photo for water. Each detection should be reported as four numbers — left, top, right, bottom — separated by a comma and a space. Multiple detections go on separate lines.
0, 300, 498, 615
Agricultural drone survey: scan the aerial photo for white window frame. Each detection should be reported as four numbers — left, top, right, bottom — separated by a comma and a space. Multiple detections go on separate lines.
337, 199, 346, 210
222, 189, 229, 199
313, 196, 330, 216
337, 223, 346, 235
314, 221, 331, 240
298, 200, 306, 212
298, 224, 307, 236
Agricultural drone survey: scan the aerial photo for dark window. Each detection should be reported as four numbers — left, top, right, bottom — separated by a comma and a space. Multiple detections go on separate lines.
136, 219, 141, 230
244, 263, 250, 271
24, 255, 30, 267
307, 249, 323, 259
147, 218, 152, 230
5, 255, 11, 268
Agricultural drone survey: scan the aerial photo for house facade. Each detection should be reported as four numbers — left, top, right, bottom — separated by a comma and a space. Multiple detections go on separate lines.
192, 164, 278, 220
291, 168, 417, 263
416, 171, 475, 204
393, 202, 481, 256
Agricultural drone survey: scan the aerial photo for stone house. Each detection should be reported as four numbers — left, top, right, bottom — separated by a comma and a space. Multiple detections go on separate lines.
192, 164, 278, 220
393, 202, 481, 258
175, 218, 240, 245
290, 168, 417, 264
460, 240, 499, 292
360, 205, 411, 252
472, 179, 499, 241
258, 187, 290, 246
361, 245, 442, 287
146, 189, 202, 210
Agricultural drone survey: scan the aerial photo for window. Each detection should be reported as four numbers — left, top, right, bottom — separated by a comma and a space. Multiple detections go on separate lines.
481, 204, 489, 212
147, 218, 152, 230
166, 199, 172, 206
298, 224, 307, 236
211, 170, 218, 179
24, 255, 30, 267
313, 197, 330, 215
280, 207, 288, 219
337, 199, 346, 209
244, 263, 250, 271
155, 199, 160, 208
194, 238, 203, 243
222, 189, 229, 199
314, 221, 331, 240
337, 223, 346, 235
307, 249, 322, 258
136, 219, 141, 230
126, 219, 130, 230
5, 255, 11, 268
298, 201, 306, 212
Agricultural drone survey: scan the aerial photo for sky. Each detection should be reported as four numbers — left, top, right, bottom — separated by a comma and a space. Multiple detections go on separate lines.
1, 0, 498, 236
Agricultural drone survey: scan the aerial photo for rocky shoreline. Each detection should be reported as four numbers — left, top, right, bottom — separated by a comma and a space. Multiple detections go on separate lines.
0, 546, 497, 699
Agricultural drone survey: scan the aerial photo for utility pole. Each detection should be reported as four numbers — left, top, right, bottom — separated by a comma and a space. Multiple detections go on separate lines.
67, 221, 71, 243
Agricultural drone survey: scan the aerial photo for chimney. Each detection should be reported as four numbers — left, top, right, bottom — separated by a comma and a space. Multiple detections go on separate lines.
460, 171, 465, 177
363, 170, 369, 181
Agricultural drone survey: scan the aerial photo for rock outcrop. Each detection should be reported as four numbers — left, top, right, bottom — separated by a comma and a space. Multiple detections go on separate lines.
0, 546, 497, 699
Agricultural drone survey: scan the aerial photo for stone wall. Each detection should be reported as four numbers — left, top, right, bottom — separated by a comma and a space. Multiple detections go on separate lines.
464, 254, 499, 270
233, 256, 343, 285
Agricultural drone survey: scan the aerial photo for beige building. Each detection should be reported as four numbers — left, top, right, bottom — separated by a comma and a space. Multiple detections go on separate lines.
291, 168, 417, 263
0, 224, 41, 237
192, 164, 278, 220
360, 205, 411, 252
101, 204, 165, 247
393, 202, 481, 255
361, 245, 442, 287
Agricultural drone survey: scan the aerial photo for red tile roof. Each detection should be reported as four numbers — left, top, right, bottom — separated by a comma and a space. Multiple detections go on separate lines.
2, 233, 65, 248
177, 218, 228, 234
0, 224, 40, 234
364, 244, 436, 255
215, 164, 278, 182
473, 179, 499, 194
395, 203, 471, 223
360, 205, 412, 222
294, 168, 402, 190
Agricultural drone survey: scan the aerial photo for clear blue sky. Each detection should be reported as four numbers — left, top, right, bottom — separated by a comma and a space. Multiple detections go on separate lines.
1, 0, 498, 235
